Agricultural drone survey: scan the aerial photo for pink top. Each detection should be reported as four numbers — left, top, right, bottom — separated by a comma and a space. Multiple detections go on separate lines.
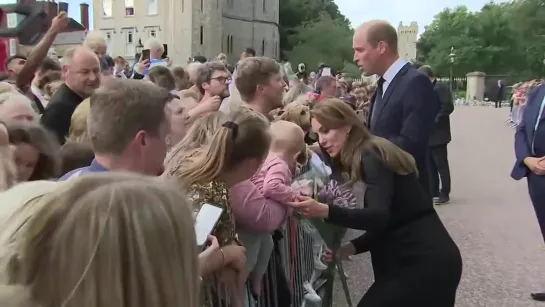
228, 156, 297, 233
251, 156, 298, 204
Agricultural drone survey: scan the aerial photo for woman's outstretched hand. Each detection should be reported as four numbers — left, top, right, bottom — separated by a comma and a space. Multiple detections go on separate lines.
288, 195, 329, 218
322, 243, 356, 264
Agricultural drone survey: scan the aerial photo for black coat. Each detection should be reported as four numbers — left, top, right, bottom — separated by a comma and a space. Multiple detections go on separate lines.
327, 149, 462, 307
429, 81, 454, 147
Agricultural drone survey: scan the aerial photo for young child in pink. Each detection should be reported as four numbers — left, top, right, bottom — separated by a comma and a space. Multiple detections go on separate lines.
239, 120, 306, 296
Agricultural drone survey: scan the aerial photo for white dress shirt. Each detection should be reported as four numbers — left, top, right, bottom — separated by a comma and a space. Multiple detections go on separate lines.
380, 58, 407, 97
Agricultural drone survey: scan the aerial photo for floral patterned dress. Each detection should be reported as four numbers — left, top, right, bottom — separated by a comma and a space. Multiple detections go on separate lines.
187, 180, 237, 246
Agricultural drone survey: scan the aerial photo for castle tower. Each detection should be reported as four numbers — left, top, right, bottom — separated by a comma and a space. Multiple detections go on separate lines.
397, 21, 418, 62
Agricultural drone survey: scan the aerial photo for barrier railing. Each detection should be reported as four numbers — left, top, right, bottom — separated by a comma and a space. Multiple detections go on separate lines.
204, 157, 355, 307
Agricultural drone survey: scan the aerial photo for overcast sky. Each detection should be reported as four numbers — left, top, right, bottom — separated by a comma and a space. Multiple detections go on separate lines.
334, 0, 506, 35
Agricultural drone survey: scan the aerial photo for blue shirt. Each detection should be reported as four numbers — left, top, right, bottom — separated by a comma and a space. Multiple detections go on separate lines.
58, 159, 109, 181
143, 58, 167, 76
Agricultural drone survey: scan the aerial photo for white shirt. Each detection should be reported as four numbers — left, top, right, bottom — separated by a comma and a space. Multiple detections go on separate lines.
380, 57, 407, 97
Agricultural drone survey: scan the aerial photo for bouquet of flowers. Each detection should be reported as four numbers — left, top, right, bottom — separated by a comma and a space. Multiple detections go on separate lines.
291, 152, 355, 306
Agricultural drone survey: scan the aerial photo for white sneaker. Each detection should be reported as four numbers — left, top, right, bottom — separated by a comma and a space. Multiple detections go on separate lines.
303, 282, 322, 305
313, 245, 328, 271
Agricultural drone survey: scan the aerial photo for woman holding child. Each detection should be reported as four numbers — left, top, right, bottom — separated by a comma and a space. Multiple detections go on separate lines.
289, 98, 463, 307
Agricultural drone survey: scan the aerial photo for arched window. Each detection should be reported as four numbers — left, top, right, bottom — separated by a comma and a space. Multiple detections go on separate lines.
261, 39, 265, 55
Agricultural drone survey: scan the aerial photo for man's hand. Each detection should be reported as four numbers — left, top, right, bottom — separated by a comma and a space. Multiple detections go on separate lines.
137, 59, 150, 75
524, 157, 545, 175
200, 95, 222, 113
50, 12, 69, 33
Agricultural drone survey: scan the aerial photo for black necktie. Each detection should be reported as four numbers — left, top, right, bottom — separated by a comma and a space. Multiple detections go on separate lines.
371, 77, 385, 124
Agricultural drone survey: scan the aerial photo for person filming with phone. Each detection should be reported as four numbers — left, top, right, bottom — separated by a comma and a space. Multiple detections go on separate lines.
131, 37, 167, 79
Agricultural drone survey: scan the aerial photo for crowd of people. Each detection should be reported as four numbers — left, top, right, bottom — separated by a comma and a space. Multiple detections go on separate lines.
0, 12, 465, 307
507, 79, 544, 128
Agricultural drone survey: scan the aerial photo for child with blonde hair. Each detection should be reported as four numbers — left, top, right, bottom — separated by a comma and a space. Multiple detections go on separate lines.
241, 120, 306, 297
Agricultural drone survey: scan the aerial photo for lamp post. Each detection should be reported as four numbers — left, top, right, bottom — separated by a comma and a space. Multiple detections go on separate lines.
136, 38, 144, 54
449, 47, 456, 94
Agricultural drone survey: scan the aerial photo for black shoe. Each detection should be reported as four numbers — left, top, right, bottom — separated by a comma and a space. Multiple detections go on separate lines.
531, 292, 545, 301
434, 195, 450, 205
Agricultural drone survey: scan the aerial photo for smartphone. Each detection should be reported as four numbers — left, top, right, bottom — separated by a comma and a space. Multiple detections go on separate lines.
161, 44, 168, 59
194, 204, 224, 249
141, 49, 150, 61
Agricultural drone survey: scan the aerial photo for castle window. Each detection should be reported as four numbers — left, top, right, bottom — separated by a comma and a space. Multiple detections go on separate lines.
125, 0, 134, 16
201, 0, 204, 12
102, 0, 113, 17
263, 0, 266, 12
147, 0, 157, 15
261, 40, 265, 55
200, 26, 204, 45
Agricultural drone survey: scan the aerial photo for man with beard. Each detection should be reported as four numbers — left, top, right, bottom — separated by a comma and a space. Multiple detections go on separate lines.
235, 56, 286, 118
185, 61, 231, 121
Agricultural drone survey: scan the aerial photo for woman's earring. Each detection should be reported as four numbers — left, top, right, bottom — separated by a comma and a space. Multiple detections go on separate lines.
165, 136, 171, 146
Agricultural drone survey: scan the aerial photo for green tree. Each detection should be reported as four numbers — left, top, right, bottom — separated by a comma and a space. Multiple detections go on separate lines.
284, 13, 353, 71
417, 1, 545, 81
279, 0, 354, 71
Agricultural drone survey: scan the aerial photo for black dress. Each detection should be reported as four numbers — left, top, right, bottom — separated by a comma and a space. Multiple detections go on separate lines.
327, 149, 462, 307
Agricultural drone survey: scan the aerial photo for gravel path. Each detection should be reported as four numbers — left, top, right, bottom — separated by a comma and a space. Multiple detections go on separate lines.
332, 106, 545, 307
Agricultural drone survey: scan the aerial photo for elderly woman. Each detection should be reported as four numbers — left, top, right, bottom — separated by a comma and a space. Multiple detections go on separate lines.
0, 92, 38, 124
84, 31, 108, 57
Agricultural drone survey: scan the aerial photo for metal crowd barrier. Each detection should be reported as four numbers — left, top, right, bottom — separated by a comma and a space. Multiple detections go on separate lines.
202, 216, 349, 307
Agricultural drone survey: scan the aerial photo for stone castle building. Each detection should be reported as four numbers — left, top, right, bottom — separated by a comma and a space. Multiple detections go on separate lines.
397, 21, 418, 62
92, 0, 279, 65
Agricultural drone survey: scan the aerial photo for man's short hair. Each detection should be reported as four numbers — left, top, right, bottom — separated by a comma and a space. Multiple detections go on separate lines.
235, 57, 281, 101
418, 65, 435, 78
148, 66, 176, 91
38, 57, 61, 72
192, 55, 207, 63
366, 21, 398, 52
5, 55, 26, 69
244, 48, 256, 57
315, 76, 336, 92
88, 79, 171, 155
196, 61, 228, 91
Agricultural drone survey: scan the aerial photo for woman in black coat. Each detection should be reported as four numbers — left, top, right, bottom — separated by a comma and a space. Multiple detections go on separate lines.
289, 98, 462, 307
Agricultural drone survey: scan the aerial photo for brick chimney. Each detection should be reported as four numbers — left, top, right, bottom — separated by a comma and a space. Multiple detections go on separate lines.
58, 2, 69, 13
80, 3, 89, 30
44, 1, 58, 20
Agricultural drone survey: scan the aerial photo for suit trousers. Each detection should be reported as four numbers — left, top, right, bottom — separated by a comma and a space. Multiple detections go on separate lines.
428, 144, 451, 197
528, 174, 545, 242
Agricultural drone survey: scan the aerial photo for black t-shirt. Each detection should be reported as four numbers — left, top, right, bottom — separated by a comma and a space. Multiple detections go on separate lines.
40, 83, 84, 145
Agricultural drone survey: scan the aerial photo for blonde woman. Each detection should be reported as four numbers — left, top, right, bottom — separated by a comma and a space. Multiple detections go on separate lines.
0, 122, 16, 191
164, 108, 271, 306
164, 112, 226, 166
4, 173, 200, 307
67, 97, 90, 143
288, 99, 462, 307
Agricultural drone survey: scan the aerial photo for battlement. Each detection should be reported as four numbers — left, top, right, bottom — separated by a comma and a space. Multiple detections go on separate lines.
397, 21, 418, 35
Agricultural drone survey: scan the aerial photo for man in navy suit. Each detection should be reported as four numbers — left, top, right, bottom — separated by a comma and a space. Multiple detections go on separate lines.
511, 83, 545, 302
353, 20, 440, 192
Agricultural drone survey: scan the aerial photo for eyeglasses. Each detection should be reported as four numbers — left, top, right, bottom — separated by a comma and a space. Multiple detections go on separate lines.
211, 76, 231, 83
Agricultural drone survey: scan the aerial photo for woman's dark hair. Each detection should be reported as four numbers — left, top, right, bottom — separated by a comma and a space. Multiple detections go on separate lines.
7, 123, 61, 180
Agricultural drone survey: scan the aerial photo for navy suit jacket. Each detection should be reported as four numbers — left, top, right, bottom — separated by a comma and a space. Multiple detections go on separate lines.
368, 63, 440, 188
511, 85, 545, 180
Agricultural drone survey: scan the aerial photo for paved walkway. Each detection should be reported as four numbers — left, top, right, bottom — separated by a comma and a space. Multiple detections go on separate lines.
333, 106, 545, 307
